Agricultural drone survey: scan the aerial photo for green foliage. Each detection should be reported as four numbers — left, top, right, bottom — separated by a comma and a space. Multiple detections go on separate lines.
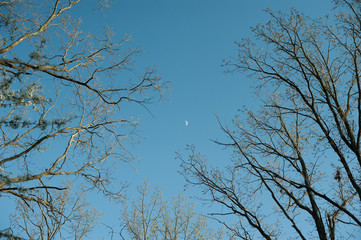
0, 78, 48, 107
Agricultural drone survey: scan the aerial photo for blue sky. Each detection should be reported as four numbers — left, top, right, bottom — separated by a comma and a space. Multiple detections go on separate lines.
85, 0, 333, 237
84, 0, 332, 187
83, 0, 333, 193
1, 0, 335, 238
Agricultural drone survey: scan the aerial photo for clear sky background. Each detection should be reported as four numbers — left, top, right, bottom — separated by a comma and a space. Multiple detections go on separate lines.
1, 0, 335, 238
79, 0, 333, 191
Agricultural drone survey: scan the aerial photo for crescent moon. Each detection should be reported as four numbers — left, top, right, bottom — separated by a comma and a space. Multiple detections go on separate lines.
185, 120, 188, 126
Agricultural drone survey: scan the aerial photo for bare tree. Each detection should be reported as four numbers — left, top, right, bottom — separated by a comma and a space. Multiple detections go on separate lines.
120, 179, 229, 240
180, 0, 361, 239
0, 0, 166, 237
10, 184, 101, 240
